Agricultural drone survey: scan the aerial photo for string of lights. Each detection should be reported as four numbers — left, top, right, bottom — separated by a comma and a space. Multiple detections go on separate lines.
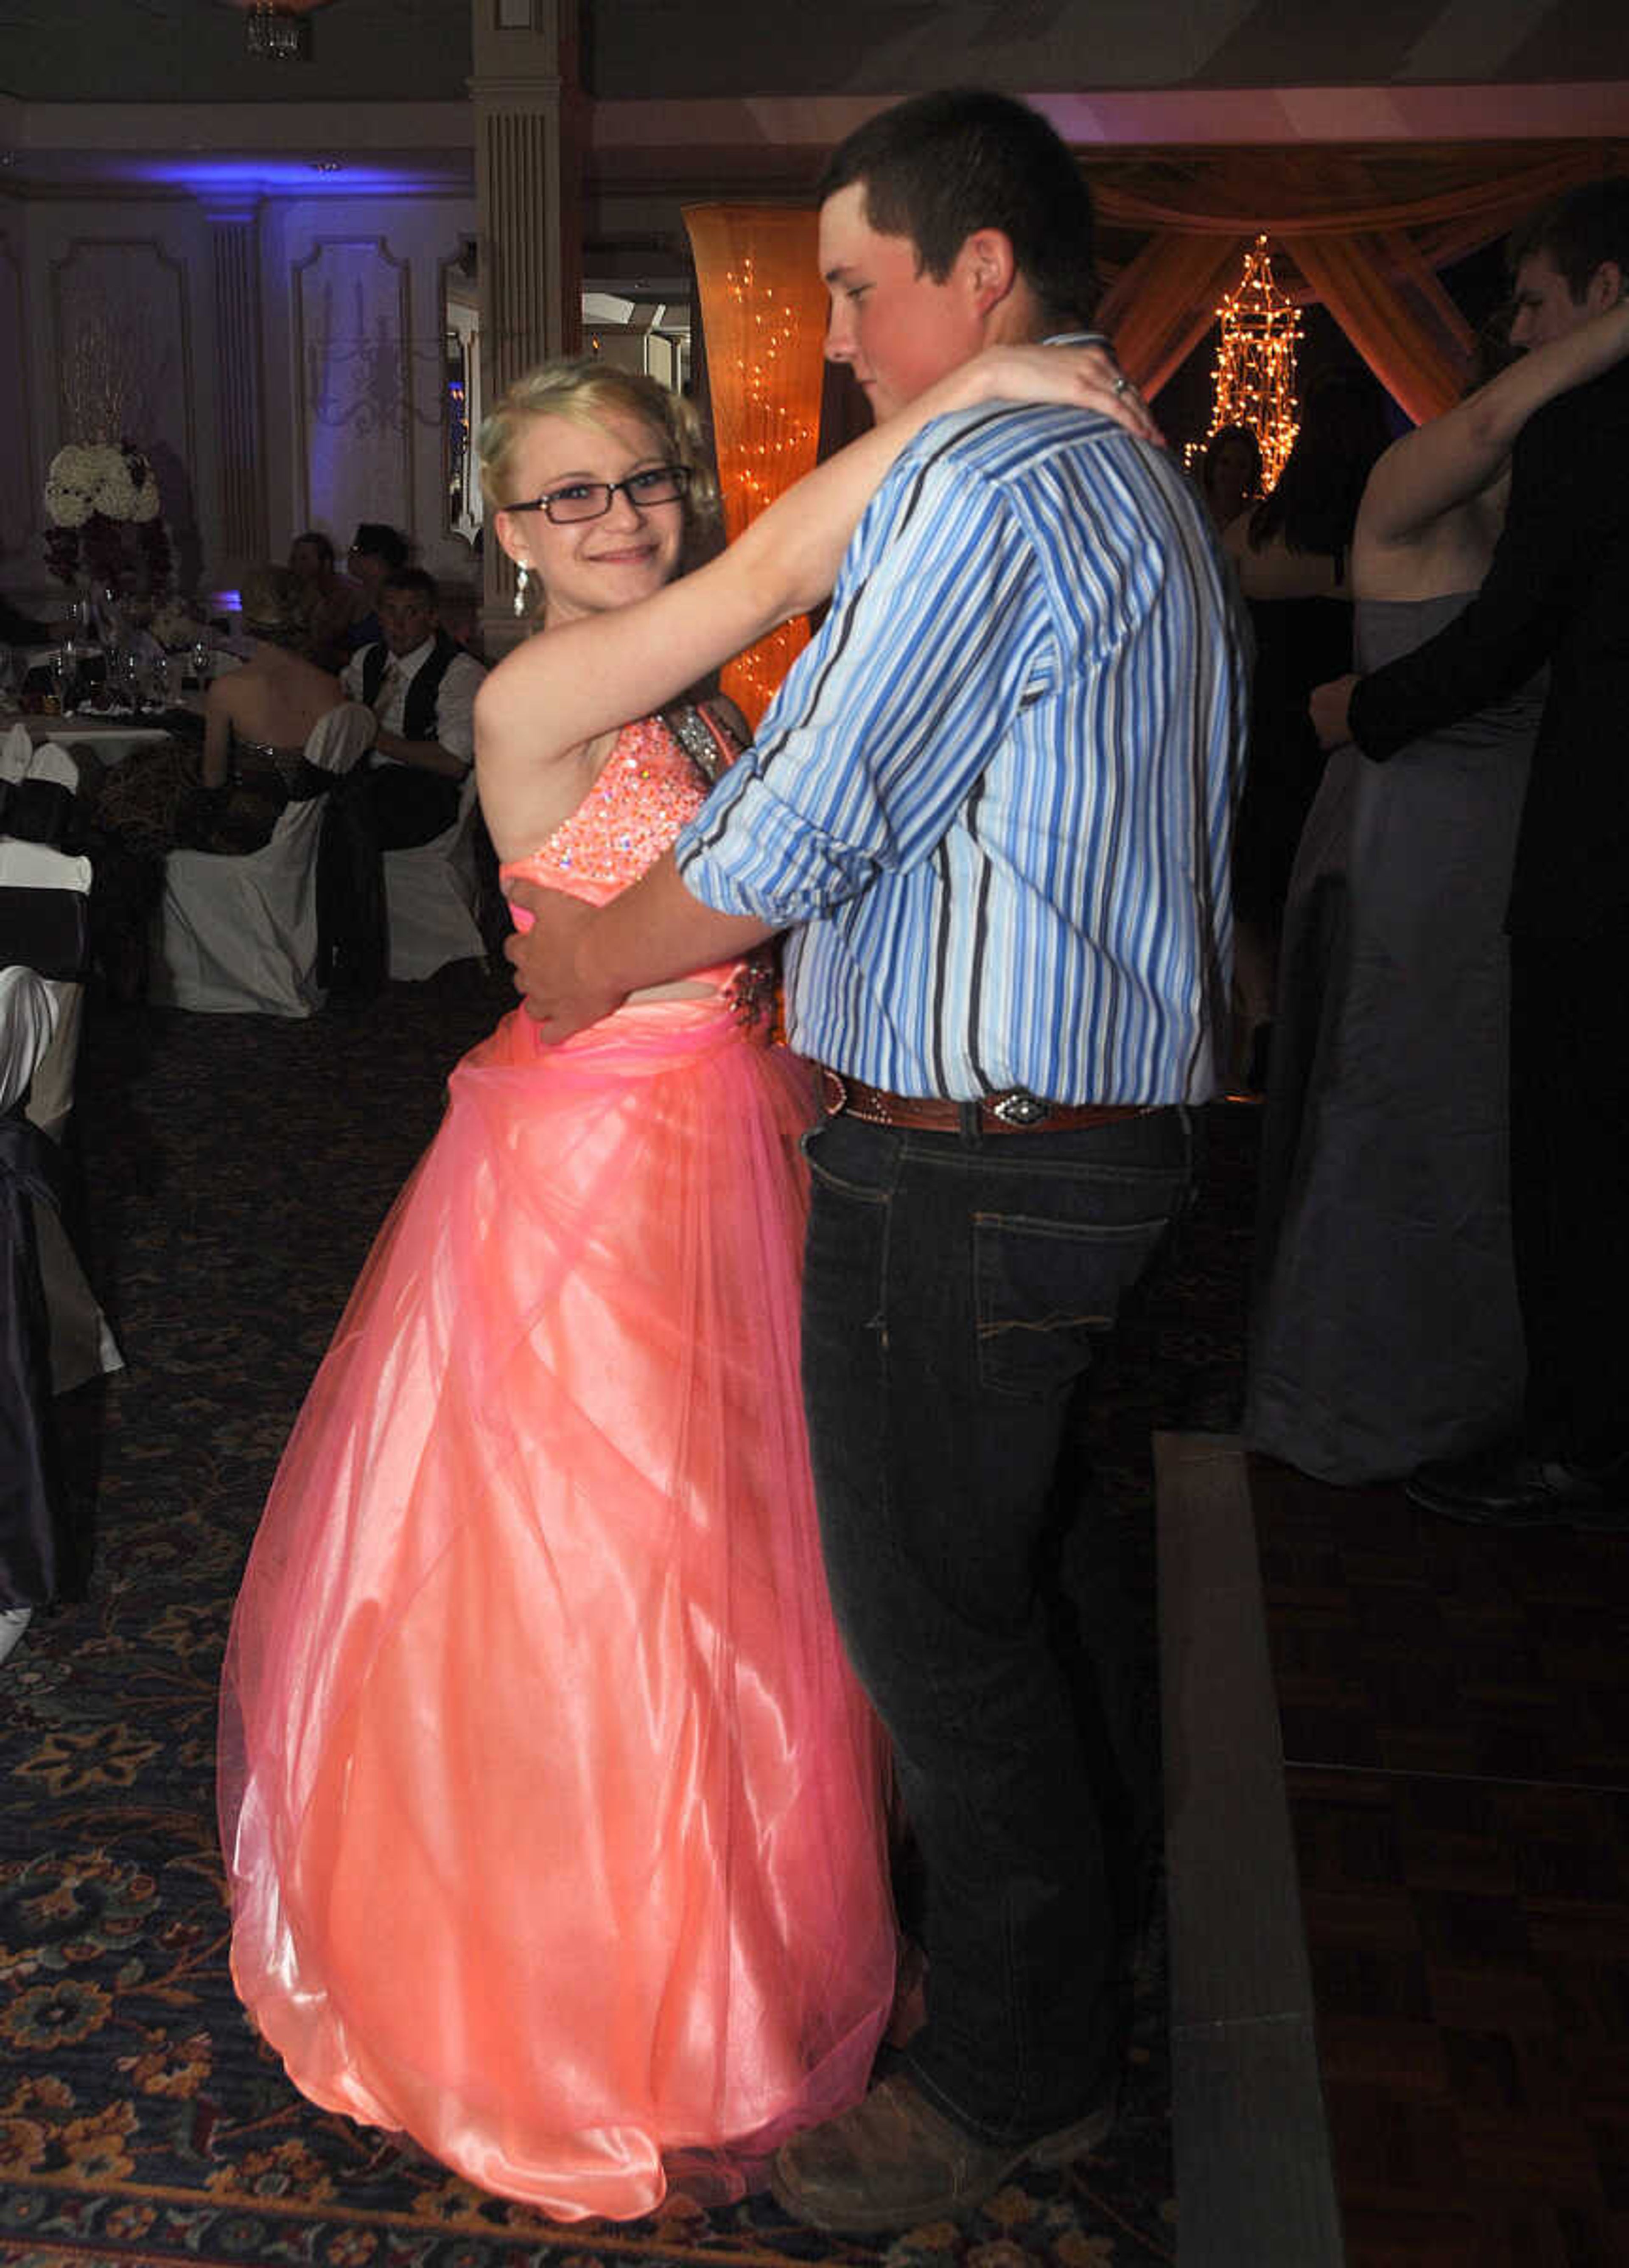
712, 252, 822, 724
1192, 235, 1303, 490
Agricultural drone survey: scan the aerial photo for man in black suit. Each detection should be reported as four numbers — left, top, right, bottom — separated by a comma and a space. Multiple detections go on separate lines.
1313, 180, 1629, 1526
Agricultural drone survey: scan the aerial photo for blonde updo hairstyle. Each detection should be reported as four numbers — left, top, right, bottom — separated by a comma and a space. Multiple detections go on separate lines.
239, 564, 313, 650
478, 360, 722, 625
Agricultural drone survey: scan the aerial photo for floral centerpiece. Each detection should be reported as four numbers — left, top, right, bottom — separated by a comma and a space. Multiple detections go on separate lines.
44, 440, 173, 599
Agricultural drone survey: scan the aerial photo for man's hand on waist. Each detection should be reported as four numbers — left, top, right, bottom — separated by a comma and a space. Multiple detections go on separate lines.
504, 879, 628, 1043
1310, 674, 1358, 751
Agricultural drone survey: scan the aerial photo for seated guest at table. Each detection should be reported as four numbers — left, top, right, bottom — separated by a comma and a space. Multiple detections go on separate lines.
344, 523, 409, 652
88, 566, 344, 996
288, 530, 365, 671
340, 568, 484, 849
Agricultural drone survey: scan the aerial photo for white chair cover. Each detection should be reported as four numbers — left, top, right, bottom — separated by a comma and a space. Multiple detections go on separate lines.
2, 725, 80, 794
384, 767, 485, 981
0, 818, 92, 1147
0, 809, 120, 1390
0, 958, 60, 1643
0, 964, 59, 1115
2, 720, 34, 780
151, 700, 376, 1017
0, 834, 92, 902
0, 736, 90, 1140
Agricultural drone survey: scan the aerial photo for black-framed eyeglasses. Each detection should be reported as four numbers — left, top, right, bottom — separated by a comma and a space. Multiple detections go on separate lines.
506, 465, 690, 525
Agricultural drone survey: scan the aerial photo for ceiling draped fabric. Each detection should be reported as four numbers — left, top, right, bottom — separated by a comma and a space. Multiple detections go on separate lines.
1088, 143, 1626, 418
684, 148, 1628, 701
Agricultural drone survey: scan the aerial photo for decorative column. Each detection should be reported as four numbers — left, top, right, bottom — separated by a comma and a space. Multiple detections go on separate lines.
470, 0, 582, 649
683, 207, 827, 728
204, 198, 269, 584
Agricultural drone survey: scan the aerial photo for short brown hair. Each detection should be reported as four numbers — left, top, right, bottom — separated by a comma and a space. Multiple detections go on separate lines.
1509, 179, 1629, 302
817, 90, 1100, 330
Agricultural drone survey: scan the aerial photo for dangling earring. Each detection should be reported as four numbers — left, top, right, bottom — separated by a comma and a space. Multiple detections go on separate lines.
513, 561, 532, 619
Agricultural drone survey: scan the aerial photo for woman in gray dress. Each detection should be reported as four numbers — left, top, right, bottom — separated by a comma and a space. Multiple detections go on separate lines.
1247, 299, 1629, 1484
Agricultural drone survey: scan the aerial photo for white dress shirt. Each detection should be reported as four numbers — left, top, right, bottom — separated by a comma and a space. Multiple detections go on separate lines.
341, 636, 483, 768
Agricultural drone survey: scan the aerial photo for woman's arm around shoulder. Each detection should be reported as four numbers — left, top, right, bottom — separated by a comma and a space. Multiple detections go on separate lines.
1358, 298, 1629, 554
475, 339, 1158, 781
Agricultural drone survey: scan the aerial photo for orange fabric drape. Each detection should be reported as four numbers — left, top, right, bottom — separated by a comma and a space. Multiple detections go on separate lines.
1090, 148, 1616, 242
683, 205, 828, 728
1284, 232, 1467, 425
1088, 145, 1625, 421
1097, 230, 1254, 400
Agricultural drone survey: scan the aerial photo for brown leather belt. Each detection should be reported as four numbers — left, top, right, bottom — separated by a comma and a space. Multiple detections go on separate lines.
817, 1067, 1148, 1136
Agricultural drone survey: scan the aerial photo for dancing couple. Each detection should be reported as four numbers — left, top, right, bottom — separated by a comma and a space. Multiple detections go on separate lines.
219, 90, 1243, 2232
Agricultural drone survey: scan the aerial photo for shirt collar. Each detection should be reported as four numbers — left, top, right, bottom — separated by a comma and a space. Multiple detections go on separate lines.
383, 635, 434, 675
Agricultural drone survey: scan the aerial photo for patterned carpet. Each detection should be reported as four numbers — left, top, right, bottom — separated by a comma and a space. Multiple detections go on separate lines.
1, 966, 1255, 2268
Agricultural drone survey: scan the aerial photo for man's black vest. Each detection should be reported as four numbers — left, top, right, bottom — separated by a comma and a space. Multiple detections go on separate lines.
361, 630, 466, 743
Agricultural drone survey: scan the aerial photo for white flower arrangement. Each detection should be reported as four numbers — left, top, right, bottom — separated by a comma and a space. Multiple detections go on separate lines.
44, 443, 103, 529
44, 441, 162, 528
43, 439, 172, 595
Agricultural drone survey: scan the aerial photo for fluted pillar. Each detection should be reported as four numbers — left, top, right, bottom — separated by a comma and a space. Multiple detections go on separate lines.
204, 198, 269, 585
470, 0, 582, 649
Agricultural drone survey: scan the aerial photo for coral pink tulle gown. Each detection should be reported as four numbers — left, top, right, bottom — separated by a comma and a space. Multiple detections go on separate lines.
218, 717, 895, 2221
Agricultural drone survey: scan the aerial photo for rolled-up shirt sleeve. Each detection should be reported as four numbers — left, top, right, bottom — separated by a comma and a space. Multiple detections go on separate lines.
676, 436, 1050, 926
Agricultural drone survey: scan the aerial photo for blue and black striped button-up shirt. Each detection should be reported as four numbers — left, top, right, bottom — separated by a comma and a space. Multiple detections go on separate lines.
676, 398, 1246, 1104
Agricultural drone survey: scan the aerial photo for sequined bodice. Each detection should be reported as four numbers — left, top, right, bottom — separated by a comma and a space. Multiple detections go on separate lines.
499, 715, 710, 910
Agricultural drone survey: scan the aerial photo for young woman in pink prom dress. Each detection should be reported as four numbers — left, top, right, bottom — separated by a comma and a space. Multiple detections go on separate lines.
218, 345, 1146, 2222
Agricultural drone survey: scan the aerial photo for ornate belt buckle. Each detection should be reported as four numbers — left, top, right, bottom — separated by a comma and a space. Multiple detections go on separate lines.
819, 1067, 849, 1116
990, 1089, 1049, 1127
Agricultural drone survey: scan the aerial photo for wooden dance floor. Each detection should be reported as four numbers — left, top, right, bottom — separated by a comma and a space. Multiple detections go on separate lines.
1161, 1435, 1629, 2265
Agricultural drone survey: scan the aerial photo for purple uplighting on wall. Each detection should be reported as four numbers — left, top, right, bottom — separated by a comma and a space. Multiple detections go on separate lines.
120, 158, 450, 200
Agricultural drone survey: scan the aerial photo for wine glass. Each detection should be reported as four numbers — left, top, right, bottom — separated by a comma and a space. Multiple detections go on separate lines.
51, 640, 83, 717
112, 645, 142, 713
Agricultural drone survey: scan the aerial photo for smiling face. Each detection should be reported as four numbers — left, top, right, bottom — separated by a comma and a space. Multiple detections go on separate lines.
818, 180, 990, 424
493, 408, 686, 625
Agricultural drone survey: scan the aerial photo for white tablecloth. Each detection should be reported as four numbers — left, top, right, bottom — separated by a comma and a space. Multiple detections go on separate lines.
0, 712, 176, 768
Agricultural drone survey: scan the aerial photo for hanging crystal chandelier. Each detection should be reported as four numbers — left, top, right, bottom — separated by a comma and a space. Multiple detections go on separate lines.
229, 1, 336, 64
248, 6, 303, 61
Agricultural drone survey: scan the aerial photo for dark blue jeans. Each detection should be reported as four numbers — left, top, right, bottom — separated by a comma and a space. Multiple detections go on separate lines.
800, 1105, 1195, 2145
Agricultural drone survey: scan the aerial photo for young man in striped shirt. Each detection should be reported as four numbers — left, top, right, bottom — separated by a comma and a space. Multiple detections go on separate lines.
508, 89, 1246, 2230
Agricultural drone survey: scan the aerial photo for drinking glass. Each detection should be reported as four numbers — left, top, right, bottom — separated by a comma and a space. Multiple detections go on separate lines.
51, 642, 83, 716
